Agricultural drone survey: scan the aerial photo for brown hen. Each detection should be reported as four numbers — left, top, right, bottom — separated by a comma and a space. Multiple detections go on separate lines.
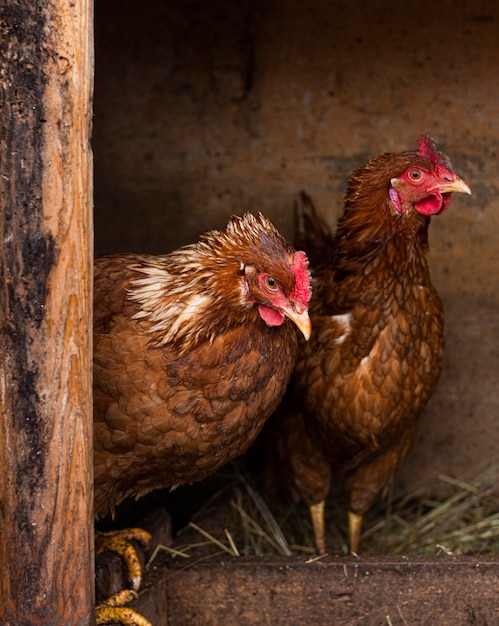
273, 136, 470, 555
93, 212, 311, 624
94, 212, 311, 518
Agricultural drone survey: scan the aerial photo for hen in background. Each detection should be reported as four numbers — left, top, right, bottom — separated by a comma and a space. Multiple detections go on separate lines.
94, 212, 311, 623
273, 136, 470, 555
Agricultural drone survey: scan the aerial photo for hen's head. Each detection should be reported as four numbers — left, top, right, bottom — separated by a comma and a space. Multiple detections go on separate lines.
219, 213, 312, 340
334, 136, 471, 271
388, 135, 471, 216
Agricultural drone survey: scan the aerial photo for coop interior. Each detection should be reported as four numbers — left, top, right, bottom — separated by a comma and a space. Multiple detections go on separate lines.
93, 0, 499, 565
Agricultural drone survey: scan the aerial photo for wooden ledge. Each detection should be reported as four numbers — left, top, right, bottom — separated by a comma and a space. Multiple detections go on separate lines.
132, 553, 499, 625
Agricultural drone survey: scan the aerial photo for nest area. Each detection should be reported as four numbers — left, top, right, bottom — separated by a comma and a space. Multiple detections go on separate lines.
139, 453, 499, 567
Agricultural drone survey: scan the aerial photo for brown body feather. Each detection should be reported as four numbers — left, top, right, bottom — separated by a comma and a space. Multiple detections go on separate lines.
93, 214, 311, 518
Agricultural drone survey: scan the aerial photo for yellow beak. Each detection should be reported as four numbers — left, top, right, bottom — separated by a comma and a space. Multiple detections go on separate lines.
435, 175, 471, 195
284, 306, 312, 341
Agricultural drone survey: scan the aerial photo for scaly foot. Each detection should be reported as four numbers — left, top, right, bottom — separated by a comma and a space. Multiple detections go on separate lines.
95, 528, 152, 626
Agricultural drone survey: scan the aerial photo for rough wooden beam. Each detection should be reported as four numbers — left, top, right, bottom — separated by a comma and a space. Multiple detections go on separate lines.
0, 1, 94, 624
141, 555, 499, 625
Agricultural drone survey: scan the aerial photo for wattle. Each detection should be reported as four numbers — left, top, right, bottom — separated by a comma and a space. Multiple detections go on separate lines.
415, 192, 450, 216
258, 305, 285, 327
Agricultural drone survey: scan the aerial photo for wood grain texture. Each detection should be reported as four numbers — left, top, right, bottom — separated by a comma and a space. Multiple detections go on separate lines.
154, 555, 499, 626
0, 1, 94, 624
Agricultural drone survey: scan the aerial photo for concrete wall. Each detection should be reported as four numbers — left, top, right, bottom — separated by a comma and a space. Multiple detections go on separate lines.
93, 0, 499, 496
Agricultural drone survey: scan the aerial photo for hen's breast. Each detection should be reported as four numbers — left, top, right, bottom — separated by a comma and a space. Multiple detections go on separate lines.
93, 315, 298, 517
295, 277, 444, 465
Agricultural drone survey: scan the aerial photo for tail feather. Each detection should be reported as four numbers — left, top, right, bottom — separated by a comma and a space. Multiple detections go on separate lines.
294, 191, 334, 268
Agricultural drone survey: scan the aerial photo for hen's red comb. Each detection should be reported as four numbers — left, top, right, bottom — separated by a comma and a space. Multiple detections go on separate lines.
291, 250, 311, 305
417, 135, 453, 171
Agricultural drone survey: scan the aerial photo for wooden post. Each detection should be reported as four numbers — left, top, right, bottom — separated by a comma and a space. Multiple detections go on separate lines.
0, 1, 94, 624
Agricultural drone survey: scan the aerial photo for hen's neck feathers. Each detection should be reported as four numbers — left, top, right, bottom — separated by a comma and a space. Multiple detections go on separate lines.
126, 213, 296, 352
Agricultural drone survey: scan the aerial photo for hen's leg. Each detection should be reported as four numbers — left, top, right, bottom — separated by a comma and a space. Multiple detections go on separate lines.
346, 448, 403, 554
347, 511, 363, 555
270, 406, 332, 554
309, 500, 327, 554
95, 528, 152, 626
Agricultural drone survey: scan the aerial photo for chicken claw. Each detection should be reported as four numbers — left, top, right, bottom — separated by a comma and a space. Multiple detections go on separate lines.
95, 528, 152, 626
95, 604, 152, 626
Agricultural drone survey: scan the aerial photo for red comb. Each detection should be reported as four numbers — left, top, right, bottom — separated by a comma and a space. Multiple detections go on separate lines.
291, 250, 311, 305
417, 135, 437, 159
417, 135, 453, 171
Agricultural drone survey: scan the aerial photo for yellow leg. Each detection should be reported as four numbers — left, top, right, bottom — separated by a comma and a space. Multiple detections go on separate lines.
348, 510, 363, 555
309, 500, 327, 554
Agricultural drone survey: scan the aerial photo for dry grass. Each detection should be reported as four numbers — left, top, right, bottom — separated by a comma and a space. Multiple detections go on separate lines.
362, 463, 499, 556
157, 458, 499, 561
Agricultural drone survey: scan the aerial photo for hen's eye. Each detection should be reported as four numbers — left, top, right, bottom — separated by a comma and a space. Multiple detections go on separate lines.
265, 276, 278, 290
409, 168, 423, 181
